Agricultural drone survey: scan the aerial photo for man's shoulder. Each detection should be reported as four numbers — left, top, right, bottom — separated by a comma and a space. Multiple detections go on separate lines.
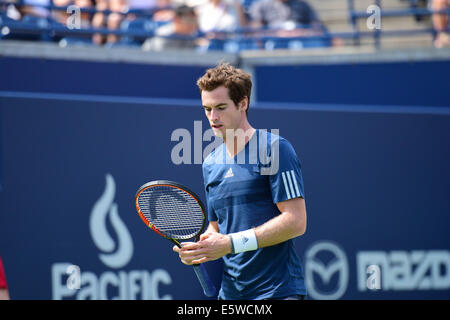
259, 129, 291, 148
258, 130, 299, 167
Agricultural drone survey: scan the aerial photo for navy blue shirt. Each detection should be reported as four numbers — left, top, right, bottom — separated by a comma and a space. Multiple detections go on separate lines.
202, 129, 307, 299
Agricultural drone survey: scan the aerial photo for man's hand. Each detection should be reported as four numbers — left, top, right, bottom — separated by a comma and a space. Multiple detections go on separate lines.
172, 231, 232, 265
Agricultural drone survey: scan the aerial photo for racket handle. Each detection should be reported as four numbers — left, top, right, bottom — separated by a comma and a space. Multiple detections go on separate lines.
193, 264, 217, 297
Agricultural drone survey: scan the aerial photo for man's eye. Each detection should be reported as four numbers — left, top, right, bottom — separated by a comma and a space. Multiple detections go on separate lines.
205, 108, 211, 112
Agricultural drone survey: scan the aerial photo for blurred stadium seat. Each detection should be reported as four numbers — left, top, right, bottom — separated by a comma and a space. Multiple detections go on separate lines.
1, 14, 52, 41
117, 17, 157, 46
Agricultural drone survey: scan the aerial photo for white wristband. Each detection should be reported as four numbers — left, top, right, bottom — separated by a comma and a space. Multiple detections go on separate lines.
229, 229, 258, 254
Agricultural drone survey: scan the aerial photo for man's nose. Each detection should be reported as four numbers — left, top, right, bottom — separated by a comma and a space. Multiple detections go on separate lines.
210, 108, 219, 122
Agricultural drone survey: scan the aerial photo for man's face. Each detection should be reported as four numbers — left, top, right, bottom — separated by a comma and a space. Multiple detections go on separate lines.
201, 86, 247, 139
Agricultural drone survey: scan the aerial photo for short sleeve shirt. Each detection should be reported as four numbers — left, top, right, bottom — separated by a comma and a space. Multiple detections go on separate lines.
202, 129, 306, 299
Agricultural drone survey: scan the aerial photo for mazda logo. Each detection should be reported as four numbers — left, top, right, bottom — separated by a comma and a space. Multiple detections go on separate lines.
305, 241, 349, 300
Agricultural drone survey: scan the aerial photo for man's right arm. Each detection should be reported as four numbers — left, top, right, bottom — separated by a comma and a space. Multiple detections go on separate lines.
204, 221, 219, 234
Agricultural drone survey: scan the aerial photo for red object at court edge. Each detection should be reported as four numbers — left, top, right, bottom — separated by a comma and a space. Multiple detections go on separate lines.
0, 256, 8, 289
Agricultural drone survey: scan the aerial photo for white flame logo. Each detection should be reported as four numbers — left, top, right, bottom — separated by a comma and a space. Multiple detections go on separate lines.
90, 174, 133, 268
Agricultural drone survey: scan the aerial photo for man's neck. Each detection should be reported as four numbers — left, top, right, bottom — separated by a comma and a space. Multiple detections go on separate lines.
224, 125, 256, 159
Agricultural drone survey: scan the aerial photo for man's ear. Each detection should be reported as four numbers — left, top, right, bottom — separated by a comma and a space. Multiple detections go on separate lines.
240, 97, 249, 112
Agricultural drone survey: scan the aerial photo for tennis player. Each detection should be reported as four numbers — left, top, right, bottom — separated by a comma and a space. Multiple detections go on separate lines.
173, 63, 307, 300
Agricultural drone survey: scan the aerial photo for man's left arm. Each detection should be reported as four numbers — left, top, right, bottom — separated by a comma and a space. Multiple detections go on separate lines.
254, 197, 306, 248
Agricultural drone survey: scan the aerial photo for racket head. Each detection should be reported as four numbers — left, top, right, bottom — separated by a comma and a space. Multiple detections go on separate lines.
135, 180, 206, 245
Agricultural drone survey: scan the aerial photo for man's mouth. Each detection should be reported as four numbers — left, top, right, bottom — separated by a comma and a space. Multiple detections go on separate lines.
211, 124, 223, 129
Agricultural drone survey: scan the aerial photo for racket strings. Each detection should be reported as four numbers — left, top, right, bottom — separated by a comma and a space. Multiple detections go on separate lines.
137, 186, 204, 239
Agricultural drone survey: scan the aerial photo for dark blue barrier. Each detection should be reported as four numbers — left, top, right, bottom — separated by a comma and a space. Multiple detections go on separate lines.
0, 57, 207, 100
255, 60, 450, 107
0, 91, 449, 299
1, 57, 449, 108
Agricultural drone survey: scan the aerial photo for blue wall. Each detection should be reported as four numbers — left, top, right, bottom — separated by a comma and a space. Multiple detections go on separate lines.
255, 61, 450, 107
1, 57, 449, 300
0, 57, 207, 100
2, 57, 450, 107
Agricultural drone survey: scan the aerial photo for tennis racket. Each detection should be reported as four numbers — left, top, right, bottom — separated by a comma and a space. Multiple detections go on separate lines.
135, 180, 217, 297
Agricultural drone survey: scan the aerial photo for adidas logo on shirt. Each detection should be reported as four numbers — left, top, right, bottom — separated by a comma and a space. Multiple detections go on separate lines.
224, 168, 234, 178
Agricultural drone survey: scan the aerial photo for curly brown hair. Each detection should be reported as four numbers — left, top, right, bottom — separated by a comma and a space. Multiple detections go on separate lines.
197, 63, 252, 114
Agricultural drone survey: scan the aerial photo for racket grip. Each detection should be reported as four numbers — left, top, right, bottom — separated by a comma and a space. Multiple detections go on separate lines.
193, 264, 217, 297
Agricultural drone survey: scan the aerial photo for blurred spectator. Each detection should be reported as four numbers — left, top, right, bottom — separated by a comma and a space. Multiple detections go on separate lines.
128, 0, 158, 11
248, 0, 318, 29
151, 0, 174, 22
52, 0, 94, 27
142, 4, 199, 50
18, 0, 51, 18
431, 0, 449, 47
1, 1, 21, 20
92, 0, 163, 45
92, 0, 126, 45
196, 0, 247, 33
248, 0, 324, 40
0, 256, 9, 300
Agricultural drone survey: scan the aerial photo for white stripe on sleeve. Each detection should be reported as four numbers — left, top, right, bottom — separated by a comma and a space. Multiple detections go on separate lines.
285, 170, 296, 199
290, 170, 301, 198
281, 171, 292, 199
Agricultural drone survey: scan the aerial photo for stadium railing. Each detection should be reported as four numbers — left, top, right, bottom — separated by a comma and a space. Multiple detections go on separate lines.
1, 0, 449, 51
347, 0, 450, 48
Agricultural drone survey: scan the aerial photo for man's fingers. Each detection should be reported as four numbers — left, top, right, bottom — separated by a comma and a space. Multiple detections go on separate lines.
181, 247, 207, 258
173, 245, 181, 253
180, 241, 200, 250
182, 254, 209, 265
175, 240, 213, 265
191, 256, 209, 264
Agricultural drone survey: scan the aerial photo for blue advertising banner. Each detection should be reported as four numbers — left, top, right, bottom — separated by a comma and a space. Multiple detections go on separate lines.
0, 94, 221, 300
0, 57, 207, 100
1, 92, 449, 299
255, 61, 450, 107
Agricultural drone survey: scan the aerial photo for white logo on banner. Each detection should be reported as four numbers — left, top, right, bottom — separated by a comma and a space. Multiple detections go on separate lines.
357, 250, 450, 291
51, 174, 173, 300
305, 241, 349, 300
90, 174, 133, 268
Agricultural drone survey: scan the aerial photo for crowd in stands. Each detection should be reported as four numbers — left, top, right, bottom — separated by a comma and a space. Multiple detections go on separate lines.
0, 0, 448, 49
0, 0, 331, 50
